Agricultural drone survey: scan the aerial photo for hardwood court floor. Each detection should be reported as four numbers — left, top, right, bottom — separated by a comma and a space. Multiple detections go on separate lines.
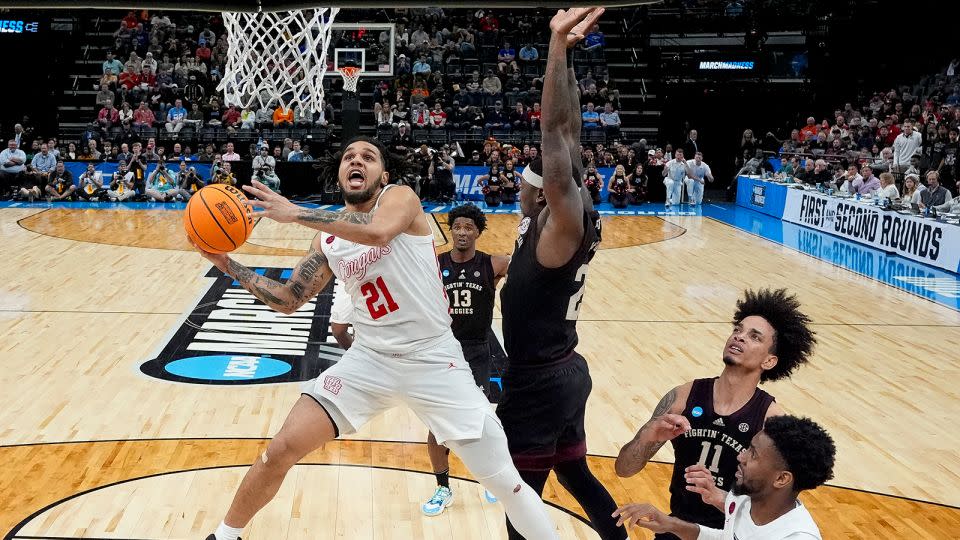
2, 206, 959, 539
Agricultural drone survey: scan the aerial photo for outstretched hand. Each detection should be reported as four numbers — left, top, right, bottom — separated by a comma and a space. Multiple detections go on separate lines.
612, 503, 672, 531
684, 464, 727, 510
549, 7, 605, 49
242, 179, 300, 223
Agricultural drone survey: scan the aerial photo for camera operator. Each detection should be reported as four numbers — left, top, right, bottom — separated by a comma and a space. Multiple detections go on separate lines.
413, 144, 435, 200
178, 164, 206, 199
145, 159, 179, 202
211, 158, 236, 186
252, 145, 281, 193
428, 144, 457, 203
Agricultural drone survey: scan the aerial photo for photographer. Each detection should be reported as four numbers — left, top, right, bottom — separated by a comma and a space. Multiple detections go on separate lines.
428, 145, 457, 203
413, 144, 435, 200
145, 159, 178, 202
252, 146, 281, 193
77, 162, 107, 201
210, 158, 236, 186
178, 165, 205, 196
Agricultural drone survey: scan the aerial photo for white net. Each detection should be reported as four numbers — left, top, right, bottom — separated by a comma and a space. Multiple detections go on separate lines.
217, 8, 340, 114
339, 66, 362, 93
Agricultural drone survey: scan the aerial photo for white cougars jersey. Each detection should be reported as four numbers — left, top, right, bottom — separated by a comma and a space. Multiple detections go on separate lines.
319, 185, 452, 353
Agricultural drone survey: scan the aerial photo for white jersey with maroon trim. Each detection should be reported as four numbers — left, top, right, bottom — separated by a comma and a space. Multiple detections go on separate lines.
319, 185, 452, 354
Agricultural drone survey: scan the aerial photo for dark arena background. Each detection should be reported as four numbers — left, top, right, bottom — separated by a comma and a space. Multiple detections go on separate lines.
1, 1, 959, 539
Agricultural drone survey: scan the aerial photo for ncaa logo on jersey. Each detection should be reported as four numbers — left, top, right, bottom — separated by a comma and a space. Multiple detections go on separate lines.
442, 269, 450, 277
691, 406, 704, 417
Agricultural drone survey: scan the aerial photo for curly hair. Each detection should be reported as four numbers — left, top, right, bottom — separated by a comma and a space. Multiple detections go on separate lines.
313, 136, 418, 191
764, 415, 836, 492
733, 288, 816, 382
447, 203, 487, 233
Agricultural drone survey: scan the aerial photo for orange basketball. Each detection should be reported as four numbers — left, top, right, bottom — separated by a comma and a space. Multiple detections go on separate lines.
183, 184, 254, 254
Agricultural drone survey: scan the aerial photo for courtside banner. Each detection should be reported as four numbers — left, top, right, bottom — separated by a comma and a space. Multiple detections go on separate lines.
454, 166, 615, 201
783, 189, 960, 273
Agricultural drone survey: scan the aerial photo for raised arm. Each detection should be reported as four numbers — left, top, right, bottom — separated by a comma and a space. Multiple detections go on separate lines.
538, 8, 603, 267
191, 234, 334, 315
615, 383, 692, 477
243, 180, 426, 247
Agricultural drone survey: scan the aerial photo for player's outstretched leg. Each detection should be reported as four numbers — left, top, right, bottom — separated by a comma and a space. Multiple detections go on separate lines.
446, 415, 560, 540
554, 457, 626, 539
422, 431, 455, 516
206, 395, 338, 540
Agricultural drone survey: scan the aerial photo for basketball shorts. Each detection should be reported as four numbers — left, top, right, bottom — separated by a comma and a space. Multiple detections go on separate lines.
302, 333, 495, 445
460, 340, 491, 397
328, 280, 353, 325
496, 353, 592, 471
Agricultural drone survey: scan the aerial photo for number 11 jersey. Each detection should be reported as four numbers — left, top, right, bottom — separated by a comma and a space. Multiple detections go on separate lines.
666, 377, 775, 534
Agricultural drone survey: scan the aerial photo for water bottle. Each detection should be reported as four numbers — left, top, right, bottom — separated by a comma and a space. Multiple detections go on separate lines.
855, 192, 861, 201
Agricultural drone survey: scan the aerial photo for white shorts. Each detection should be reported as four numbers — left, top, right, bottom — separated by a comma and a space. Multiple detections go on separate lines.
302, 333, 494, 445
329, 280, 353, 325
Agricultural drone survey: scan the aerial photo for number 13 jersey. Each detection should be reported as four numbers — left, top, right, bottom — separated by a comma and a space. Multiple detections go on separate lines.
319, 186, 451, 354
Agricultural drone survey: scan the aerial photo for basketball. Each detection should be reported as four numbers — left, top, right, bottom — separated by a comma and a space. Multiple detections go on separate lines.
183, 184, 254, 254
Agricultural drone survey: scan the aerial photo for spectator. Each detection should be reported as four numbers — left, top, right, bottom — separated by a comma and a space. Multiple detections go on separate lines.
391, 123, 414, 154
45, 161, 77, 201
298, 144, 314, 162
835, 164, 862, 193
429, 102, 447, 129
413, 54, 432, 76
132, 66, 156, 103
920, 171, 952, 208
684, 151, 714, 205
103, 51, 124, 79
221, 142, 241, 161
902, 173, 923, 204
662, 147, 687, 207
165, 98, 187, 133
799, 116, 818, 141
682, 129, 700, 157
254, 104, 273, 128
478, 161, 503, 206
184, 101, 205, 129
96, 84, 116, 108
252, 146, 281, 192
119, 65, 141, 97
481, 69, 502, 105
133, 101, 156, 127
599, 102, 621, 137
810, 159, 832, 185
272, 105, 294, 128
97, 101, 120, 130
396, 54, 411, 75
77, 162, 106, 201
286, 140, 305, 162
30, 143, 57, 179
240, 107, 256, 129
582, 24, 604, 54
142, 51, 157, 74
878, 172, 900, 199
518, 43, 539, 62
528, 102, 542, 130
117, 101, 134, 127
484, 101, 508, 131
498, 41, 518, 72
508, 102, 529, 131
892, 119, 923, 180
581, 102, 600, 130
196, 42, 212, 63
317, 99, 334, 127
852, 164, 881, 196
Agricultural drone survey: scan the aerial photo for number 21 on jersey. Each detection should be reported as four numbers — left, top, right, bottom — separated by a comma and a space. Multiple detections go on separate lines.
360, 276, 399, 319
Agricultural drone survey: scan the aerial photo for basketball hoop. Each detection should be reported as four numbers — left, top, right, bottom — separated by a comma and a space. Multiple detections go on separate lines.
338, 66, 362, 93
217, 8, 340, 113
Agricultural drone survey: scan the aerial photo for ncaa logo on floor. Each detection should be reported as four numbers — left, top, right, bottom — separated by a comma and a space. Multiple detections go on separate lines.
139, 266, 344, 385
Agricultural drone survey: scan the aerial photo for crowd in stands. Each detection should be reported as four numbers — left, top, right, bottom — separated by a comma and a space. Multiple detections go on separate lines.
1, 8, 642, 205
739, 61, 960, 212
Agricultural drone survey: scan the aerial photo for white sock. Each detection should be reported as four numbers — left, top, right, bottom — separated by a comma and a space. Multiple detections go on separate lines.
214, 521, 244, 540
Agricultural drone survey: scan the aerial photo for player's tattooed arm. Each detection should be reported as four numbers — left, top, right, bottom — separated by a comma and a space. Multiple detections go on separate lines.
225, 247, 332, 315
615, 386, 691, 477
296, 207, 374, 226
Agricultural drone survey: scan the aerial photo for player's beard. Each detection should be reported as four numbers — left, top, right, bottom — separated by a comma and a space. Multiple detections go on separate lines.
342, 180, 381, 205
731, 477, 754, 496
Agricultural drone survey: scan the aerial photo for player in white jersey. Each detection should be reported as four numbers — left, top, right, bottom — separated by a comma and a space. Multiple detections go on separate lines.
612, 415, 835, 540
189, 136, 559, 540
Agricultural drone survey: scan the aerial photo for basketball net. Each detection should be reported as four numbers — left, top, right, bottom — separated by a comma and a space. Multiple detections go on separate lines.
338, 66, 362, 94
217, 8, 340, 113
